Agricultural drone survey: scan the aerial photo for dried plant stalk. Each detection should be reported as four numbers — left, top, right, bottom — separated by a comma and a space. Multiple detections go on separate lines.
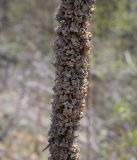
48, 0, 95, 159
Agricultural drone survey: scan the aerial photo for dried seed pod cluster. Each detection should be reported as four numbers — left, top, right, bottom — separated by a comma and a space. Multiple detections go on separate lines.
48, 0, 95, 159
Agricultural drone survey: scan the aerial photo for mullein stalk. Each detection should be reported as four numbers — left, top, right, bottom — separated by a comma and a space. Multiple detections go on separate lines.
48, 0, 95, 159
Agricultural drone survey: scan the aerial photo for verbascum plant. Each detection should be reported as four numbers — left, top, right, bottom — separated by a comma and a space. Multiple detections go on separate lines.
48, 0, 95, 159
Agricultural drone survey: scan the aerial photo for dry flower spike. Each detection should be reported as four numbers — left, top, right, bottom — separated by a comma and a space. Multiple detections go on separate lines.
47, 0, 95, 159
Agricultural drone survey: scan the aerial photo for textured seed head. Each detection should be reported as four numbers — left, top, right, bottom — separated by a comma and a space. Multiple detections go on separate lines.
48, 0, 95, 159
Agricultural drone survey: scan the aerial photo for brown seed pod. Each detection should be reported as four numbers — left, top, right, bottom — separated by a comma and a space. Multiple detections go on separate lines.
70, 23, 79, 33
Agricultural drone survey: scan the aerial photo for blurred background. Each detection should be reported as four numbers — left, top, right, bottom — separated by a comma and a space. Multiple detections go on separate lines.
0, 0, 137, 160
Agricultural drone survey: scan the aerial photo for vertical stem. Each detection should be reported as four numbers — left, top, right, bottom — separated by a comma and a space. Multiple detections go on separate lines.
86, 69, 92, 160
0, 0, 8, 31
86, 66, 99, 160
48, 0, 95, 159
